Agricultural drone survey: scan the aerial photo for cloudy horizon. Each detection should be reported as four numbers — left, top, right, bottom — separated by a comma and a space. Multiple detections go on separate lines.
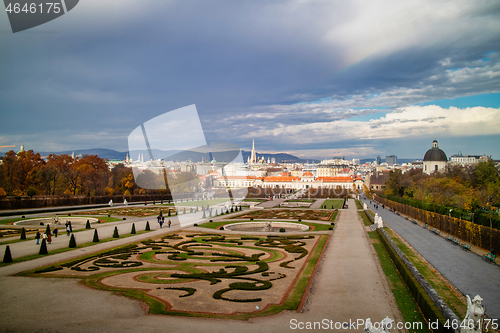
1, 0, 499, 160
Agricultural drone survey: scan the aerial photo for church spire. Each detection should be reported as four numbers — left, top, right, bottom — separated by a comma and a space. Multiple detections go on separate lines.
250, 139, 256, 164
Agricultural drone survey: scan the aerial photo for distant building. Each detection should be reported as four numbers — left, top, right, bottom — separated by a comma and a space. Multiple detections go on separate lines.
423, 138, 448, 175
376, 155, 381, 165
385, 155, 397, 165
365, 171, 390, 191
450, 152, 491, 165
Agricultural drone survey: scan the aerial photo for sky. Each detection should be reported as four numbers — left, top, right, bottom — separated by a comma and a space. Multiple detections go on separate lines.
1, 0, 500, 161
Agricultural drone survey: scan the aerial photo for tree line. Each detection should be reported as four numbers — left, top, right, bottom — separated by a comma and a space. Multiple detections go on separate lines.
381, 160, 500, 227
0, 150, 161, 197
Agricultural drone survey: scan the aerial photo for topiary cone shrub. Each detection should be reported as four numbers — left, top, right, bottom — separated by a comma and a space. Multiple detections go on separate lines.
145, 221, 151, 231
3, 245, 13, 263
329, 227, 333, 230
331, 222, 335, 225
39, 239, 48, 254
45, 224, 51, 235
85, 220, 91, 229
202, 211, 206, 218
219, 226, 224, 230
20, 227, 26, 240
131, 223, 136, 234
68, 234, 77, 248
209, 220, 213, 222
93, 229, 99, 242
250, 218, 254, 221
279, 228, 285, 232
298, 219, 302, 222
113, 226, 119, 238
168, 210, 171, 217
193, 223, 198, 226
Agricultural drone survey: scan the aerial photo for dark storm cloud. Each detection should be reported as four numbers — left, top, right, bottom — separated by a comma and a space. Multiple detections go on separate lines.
0, 0, 499, 158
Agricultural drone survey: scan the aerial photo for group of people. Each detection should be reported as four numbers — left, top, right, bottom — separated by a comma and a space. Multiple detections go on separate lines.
35, 226, 58, 245
35, 220, 73, 245
157, 216, 172, 228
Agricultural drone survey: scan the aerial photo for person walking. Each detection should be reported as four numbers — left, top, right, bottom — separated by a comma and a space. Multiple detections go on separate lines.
47, 232, 52, 244
168, 219, 171, 228
66, 225, 70, 236
35, 230, 41, 245
53, 227, 58, 238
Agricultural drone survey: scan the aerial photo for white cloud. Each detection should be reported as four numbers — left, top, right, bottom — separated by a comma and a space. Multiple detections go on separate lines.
239, 105, 500, 145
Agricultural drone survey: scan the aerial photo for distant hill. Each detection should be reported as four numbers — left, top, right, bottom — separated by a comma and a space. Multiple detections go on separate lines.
1, 148, 319, 163
359, 158, 420, 165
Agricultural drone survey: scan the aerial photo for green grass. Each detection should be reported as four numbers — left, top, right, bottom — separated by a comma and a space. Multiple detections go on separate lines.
168, 198, 236, 207
359, 210, 373, 226
243, 199, 267, 203
384, 229, 466, 319
0, 230, 151, 267
0, 217, 38, 225
198, 220, 333, 232
76, 215, 123, 223
25, 233, 330, 321
355, 200, 363, 209
369, 231, 430, 332
321, 199, 343, 209
329, 211, 338, 222
286, 199, 314, 203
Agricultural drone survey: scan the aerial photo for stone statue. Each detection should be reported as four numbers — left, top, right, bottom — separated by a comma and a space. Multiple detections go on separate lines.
461, 295, 484, 333
363, 203, 368, 210
109, 199, 113, 207
363, 317, 394, 333
264, 222, 272, 232
124, 199, 128, 205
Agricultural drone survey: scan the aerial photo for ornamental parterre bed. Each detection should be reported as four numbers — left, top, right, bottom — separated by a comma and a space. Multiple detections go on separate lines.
19, 231, 329, 320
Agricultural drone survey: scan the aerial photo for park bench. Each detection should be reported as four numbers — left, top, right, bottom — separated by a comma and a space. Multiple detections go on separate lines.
446, 236, 454, 242
482, 253, 496, 263
452, 238, 461, 246
431, 228, 440, 235
461, 243, 471, 251
411, 219, 418, 225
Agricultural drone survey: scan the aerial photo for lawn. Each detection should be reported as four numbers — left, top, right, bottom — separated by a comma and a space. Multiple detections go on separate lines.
231, 209, 333, 221
198, 220, 334, 232
1, 228, 151, 267
369, 231, 430, 332
0, 217, 38, 225
320, 199, 343, 209
21, 231, 330, 321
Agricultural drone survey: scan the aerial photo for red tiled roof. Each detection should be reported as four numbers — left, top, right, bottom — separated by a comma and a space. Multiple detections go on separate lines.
263, 176, 300, 182
315, 176, 353, 182
302, 171, 314, 177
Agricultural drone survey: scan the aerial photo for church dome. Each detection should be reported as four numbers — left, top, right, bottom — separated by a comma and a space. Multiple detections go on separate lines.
423, 139, 447, 162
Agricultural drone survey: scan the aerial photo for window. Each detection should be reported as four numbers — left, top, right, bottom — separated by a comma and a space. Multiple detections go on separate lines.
435, 165, 438, 171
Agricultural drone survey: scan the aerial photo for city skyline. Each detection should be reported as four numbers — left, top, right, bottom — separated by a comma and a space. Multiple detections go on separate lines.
1, 1, 500, 160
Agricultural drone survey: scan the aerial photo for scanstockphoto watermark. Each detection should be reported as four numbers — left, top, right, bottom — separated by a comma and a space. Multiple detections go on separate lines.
289, 318, 423, 331
3, 0, 79, 33
289, 318, 499, 331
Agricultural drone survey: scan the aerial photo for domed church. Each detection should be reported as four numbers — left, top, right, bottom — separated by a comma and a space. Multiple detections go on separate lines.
423, 138, 448, 174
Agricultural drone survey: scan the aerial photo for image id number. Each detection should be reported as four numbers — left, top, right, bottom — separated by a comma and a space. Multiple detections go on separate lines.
5, 3, 61, 14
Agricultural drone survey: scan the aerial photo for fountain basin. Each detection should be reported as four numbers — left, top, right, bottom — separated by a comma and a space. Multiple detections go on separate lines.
223, 221, 309, 232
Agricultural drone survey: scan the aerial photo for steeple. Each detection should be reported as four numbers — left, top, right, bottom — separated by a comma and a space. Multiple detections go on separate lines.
250, 139, 256, 164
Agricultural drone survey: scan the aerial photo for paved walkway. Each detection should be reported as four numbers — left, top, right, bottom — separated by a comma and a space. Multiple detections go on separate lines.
362, 196, 500, 320
309, 198, 326, 209
0, 200, 401, 332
